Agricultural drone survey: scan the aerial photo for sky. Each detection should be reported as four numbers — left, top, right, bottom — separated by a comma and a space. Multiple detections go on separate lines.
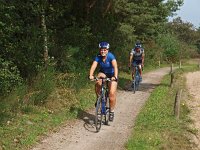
169, 0, 200, 28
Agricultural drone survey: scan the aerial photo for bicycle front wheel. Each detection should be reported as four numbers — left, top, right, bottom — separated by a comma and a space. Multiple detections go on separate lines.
135, 75, 140, 91
104, 96, 110, 125
132, 80, 136, 93
95, 97, 102, 132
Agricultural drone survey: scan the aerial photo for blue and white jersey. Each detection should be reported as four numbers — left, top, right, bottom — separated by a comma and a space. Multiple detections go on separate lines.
130, 48, 144, 61
94, 52, 116, 74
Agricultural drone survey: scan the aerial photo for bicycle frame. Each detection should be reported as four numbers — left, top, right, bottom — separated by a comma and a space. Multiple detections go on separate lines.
100, 79, 108, 114
94, 77, 110, 132
132, 65, 141, 93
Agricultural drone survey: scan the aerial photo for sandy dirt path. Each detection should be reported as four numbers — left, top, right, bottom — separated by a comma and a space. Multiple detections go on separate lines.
31, 67, 171, 150
186, 71, 200, 149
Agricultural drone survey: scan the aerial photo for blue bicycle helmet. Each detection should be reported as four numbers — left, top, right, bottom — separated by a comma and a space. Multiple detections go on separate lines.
99, 42, 110, 49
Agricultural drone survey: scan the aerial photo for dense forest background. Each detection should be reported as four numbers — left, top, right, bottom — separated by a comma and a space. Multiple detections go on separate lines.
1, 1, 200, 149
1, 0, 200, 103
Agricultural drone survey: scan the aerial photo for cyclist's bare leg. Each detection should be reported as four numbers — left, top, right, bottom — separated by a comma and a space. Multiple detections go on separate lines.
95, 72, 106, 96
138, 65, 142, 77
131, 67, 136, 80
108, 81, 117, 112
139, 68, 142, 76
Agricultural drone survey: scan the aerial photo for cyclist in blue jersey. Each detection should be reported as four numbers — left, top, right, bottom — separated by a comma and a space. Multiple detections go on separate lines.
129, 41, 145, 81
89, 42, 118, 121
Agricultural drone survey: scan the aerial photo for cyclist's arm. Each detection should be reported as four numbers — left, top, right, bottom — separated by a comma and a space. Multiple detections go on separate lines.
111, 59, 118, 79
142, 53, 145, 67
129, 54, 133, 67
89, 61, 98, 79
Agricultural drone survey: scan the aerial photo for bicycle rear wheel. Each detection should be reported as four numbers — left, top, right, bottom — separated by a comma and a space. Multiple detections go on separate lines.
95, 97, 102, 132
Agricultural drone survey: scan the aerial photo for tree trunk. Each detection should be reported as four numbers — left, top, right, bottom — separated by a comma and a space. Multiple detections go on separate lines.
41, 10, 48, 69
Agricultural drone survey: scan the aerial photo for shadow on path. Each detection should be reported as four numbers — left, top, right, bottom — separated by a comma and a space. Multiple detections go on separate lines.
121, 78, 169, 92
139, 82, 169, 92
70, 107, 96, 133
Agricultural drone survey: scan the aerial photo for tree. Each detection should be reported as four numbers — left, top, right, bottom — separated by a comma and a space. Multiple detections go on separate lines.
156, 33, 180, 63
168, 17, 198, 44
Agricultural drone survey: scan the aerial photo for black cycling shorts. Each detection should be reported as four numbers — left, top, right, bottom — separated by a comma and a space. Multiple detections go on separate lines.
132, 60, 142, 66
99, 70, 114, 78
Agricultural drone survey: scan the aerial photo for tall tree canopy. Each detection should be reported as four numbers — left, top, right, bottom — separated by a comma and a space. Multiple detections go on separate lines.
0, 0, 189, 95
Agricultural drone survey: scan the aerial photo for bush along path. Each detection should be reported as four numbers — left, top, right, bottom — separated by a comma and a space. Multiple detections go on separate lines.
31, 67, 171, 150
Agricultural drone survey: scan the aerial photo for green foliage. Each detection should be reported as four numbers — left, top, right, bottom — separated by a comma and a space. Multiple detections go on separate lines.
0, 57, 23, 96
143, 40, 162, 66
156, 33, 180, 63
168, 17, 198, 44
167, 17, 200, 56
31, 67, 56, 105
196, 41, 200, 54
56, 46, 80, 72
0, 0, 187, 82
0, 1, 44, 79
195, 30, 200, 54
57, 69, 90, 92
115, 23, 136, 45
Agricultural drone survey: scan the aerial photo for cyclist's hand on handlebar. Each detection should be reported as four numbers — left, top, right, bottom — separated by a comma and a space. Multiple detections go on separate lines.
111, 76, 118, 81
88, 75, 94, 80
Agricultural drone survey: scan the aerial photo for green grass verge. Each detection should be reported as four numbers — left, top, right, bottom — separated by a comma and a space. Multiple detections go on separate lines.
126, 64, 199, 150
0, 82, 96, 150
0, 62, 199, 150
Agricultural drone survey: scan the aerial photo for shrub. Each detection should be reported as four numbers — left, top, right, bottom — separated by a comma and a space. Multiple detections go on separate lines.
0, 57, 23, 96
30, 66, 56, 105
156, 34, 180, 63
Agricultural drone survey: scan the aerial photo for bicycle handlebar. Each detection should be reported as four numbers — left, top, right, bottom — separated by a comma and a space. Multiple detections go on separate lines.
89, 76, 113, 81
94, 77, 111, 82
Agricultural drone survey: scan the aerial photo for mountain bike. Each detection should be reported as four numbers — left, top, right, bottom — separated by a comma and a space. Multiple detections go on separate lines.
93, 77, 110, 132
131, 65, 142, 93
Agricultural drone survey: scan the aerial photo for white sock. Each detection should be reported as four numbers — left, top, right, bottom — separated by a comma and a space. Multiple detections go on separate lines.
110, 109, 114, 113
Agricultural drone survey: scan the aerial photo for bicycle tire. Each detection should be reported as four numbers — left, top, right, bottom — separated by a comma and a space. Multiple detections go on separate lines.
135, 74, 140, 91
104, 93, 110, 125
136, 81, 139, 90
136, 79, 139, 91
132, 80, 136, 93
95, 97, 102, 132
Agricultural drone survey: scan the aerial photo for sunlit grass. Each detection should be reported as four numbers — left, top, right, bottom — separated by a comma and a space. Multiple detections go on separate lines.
126, 64, 199, 150
0, 76, 96, 150
0, 62, 199, 149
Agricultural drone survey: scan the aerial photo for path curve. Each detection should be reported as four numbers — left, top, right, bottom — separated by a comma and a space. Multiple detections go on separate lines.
31, 67, 171, 150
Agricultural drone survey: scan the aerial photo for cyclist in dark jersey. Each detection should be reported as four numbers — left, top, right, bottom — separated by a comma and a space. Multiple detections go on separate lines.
89, 42, 118, 121
129, 41, 145, 81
